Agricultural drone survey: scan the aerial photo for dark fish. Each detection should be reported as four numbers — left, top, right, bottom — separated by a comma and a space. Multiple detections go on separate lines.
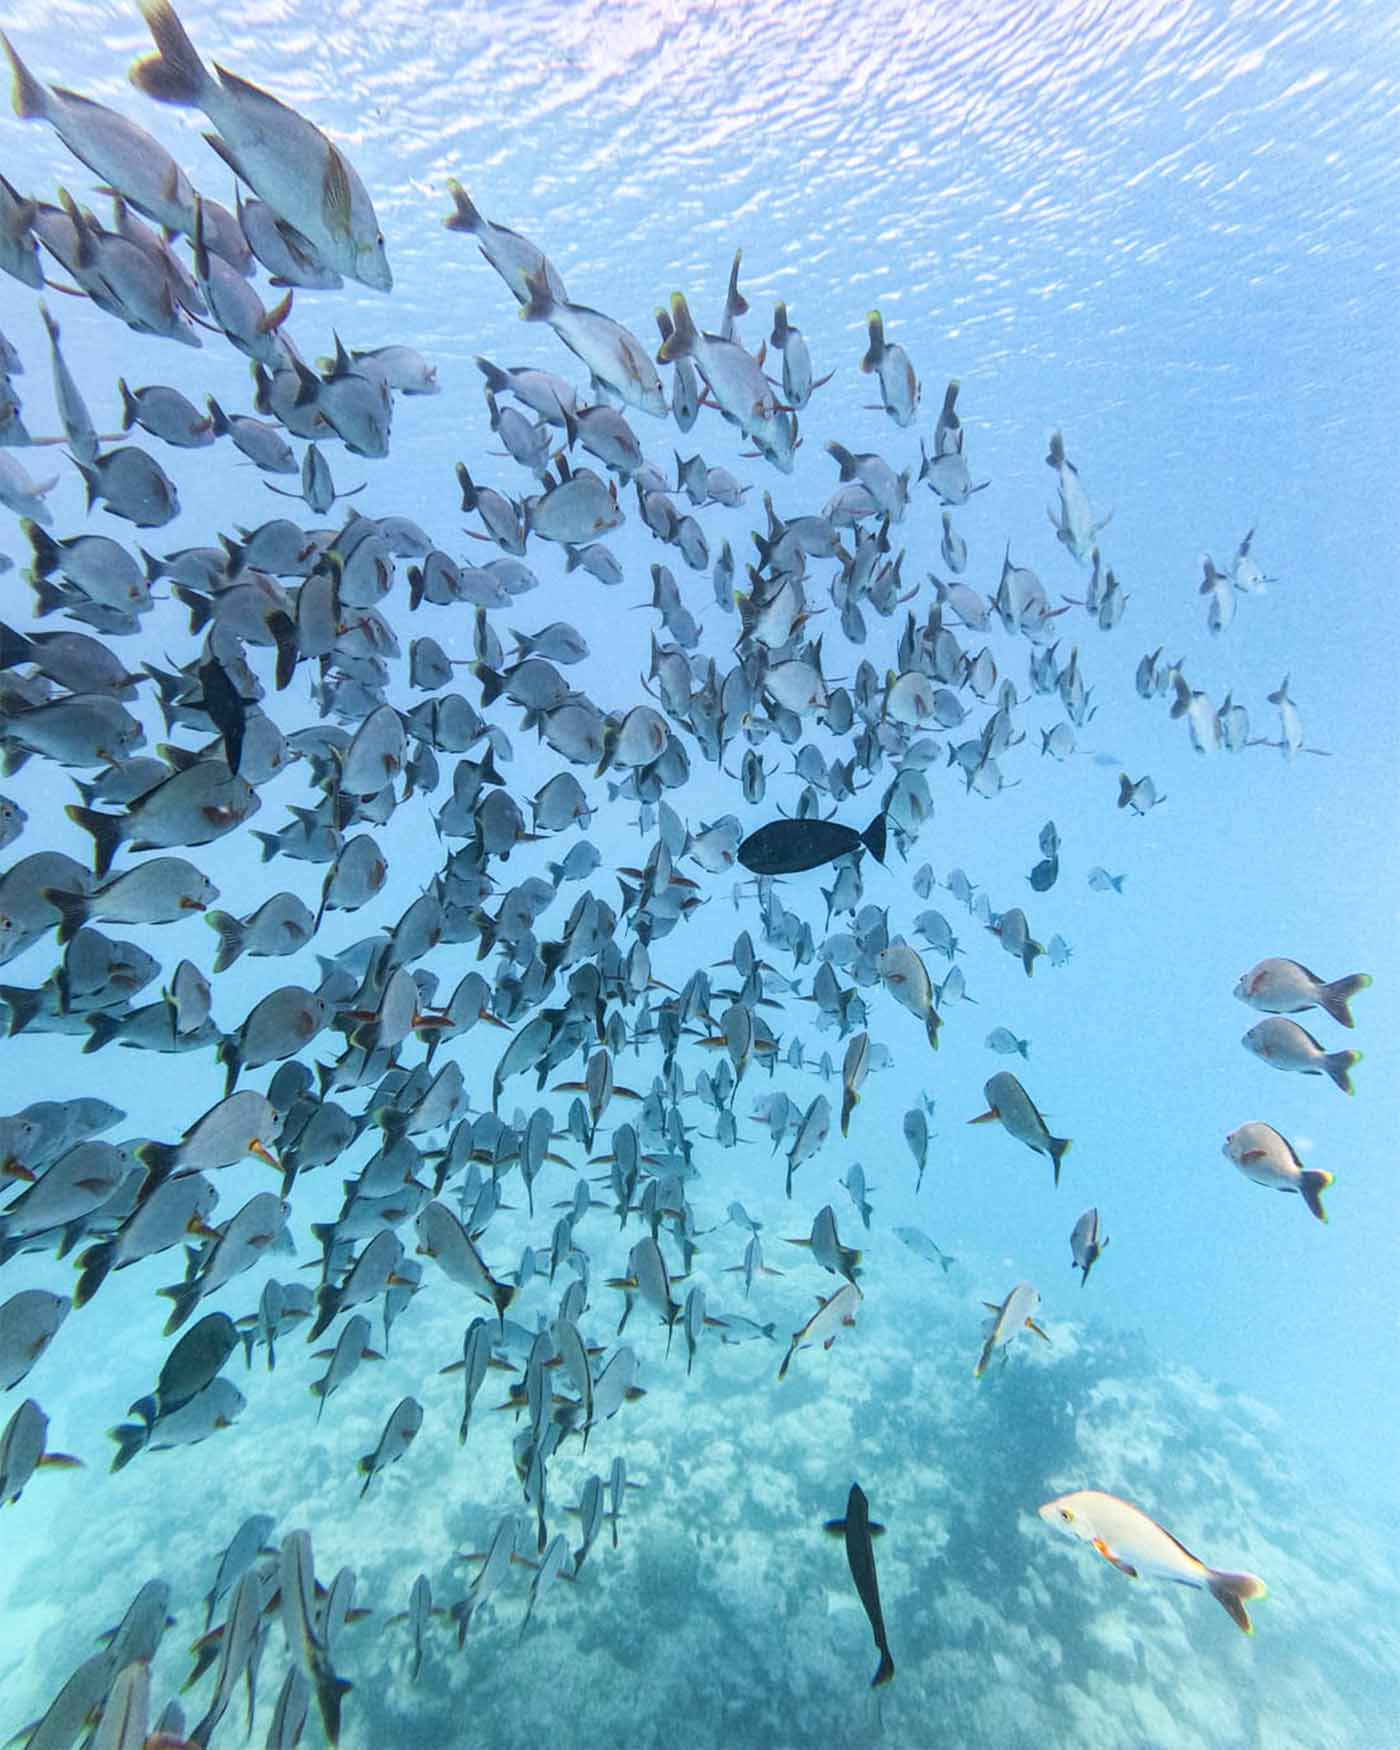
196, 655, 246, 776
738, 813, 885, 876
824, 1482, 894, 1687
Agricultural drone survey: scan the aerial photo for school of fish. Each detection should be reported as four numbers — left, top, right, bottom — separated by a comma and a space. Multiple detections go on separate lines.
0, 3, 1376, 1737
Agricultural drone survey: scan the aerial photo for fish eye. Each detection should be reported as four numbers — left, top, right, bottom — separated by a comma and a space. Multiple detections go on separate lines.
1060, 1509, 1074, 1522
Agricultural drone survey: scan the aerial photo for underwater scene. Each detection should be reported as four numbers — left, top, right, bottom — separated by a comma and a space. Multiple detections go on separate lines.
0, 0, 1397, 1745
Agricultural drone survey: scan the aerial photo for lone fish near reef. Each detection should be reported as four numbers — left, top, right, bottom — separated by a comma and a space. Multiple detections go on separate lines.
1038, 1490, 1268, 1634
824, 1482, 895, 1687
738, 813, 886, 876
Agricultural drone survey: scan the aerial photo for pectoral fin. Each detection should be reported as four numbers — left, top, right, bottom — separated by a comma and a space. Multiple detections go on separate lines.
1092, 1538, 1138, 1577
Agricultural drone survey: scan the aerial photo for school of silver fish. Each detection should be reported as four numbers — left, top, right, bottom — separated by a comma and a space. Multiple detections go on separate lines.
0, 3, 1376, 1735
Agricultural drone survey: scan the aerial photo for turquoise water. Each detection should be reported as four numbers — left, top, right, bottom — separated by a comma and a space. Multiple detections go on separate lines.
1, 2, 1398, 1745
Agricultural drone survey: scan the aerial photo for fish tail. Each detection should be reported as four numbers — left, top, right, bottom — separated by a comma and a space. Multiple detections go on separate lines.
117, 377, 139, 430
204, 908, 247, 972
41, 886, 89, 945
658, 292, 696, 364
1318, 973, 1370, 1029
21, 519, 61, 579
1206, 1568, 1267, 1634
1045, 429, 1065, 468
770, 301, 790, 349
72, 1239, 115, 1309
159, 1281, 202, 1335
1117, 773, 1132, 807
108, 1420, 150, 1472
826, 440, 856, 479
0, 984, 42, 1037
3, 33, 49, 121
1050, 1135, 1072, 1186
130, 0, 212, 106
860, 311, 884, 372
64, 803, 124, 878
1323, 1049, 1361, 1095
871, 1647, 895, 1688
861, 813, 887, 864
205, 394, 230, 437
1300, 1168, 1334, 1223
724, 248, 748, 322
443, 179, 481, 233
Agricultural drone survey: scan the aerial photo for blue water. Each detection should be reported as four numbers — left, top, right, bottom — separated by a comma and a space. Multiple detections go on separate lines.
1, 1, 1398, 1744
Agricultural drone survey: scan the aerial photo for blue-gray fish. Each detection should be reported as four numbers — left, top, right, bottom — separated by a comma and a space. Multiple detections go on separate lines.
131, 0, 391, 291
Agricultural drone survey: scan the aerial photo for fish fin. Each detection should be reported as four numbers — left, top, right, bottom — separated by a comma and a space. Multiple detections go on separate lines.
108, 1421, 149, 1472
1318, 972, 1370, 1029
65, 803, 126, 878
1050, 1135, 1071, 1186
520, 268, 555, 324
860, 311, 884, 372
967, 1107, 999, 1125
443, 179, 481, 233
1025, 1319, 1051, 1342
658, 293, 696, 364
130, 0, 211, 106
73, 1238, 115, 1307
3, 34, 50, 121
1207, 1569, 1267, 1634
1091, 1538, 1137, 1577
259, 288, 294, 334
1323, 1050, 1361, 1096
871, 1647, 895, 1688
321, 143, 353, 238
41, 886, 89, 946
1300, 1168, 1333, 1223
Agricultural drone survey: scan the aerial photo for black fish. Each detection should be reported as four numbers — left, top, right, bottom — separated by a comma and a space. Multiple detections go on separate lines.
738, 813, 885, 876
196, 656, 246, 776
1028, 855, 1059, 891
825, 1481, 894, 1687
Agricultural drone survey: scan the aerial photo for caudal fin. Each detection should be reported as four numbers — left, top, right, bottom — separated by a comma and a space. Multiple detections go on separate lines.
860, 311, 885, 373
1207, 1568, 1268, 1634
1323, 1049, 1361, 1095
1318, 973, 1370, 1029
1050, 1135, 1072, 1187
861, 814, 887, 864
1301, 1168, 1334, 1223
3, 35, 50, 121
657, 292, 697, 364
443, 179, 482, 234
129, 0, 212, 107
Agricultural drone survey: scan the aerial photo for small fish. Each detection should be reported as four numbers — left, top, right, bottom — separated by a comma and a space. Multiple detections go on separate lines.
1233, 959, 1370, 1029
358, 1396, 423, 1497
1038, 1490, 1267, 1633
1117, 773, 1164, 814
1069, 1207, 1108, 1285
893, 1226, 954, 1274
860, 310, 918, 428
986, 1028, 1029, 1059
778, 1280, 861, 1381
0, 1398, 82, 1504
824, 1482, 894, 1686
1242, 1017, 1361, 1094
973, 1281, 1049, 1379
0, 1288, 70, 1389
969, 1072, 1071, 1185
1087, 867, 1125, 894
1223, 1123, 1333, 1222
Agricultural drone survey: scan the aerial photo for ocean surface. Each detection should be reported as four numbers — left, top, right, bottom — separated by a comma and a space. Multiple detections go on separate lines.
1, 1, 1397, 1746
